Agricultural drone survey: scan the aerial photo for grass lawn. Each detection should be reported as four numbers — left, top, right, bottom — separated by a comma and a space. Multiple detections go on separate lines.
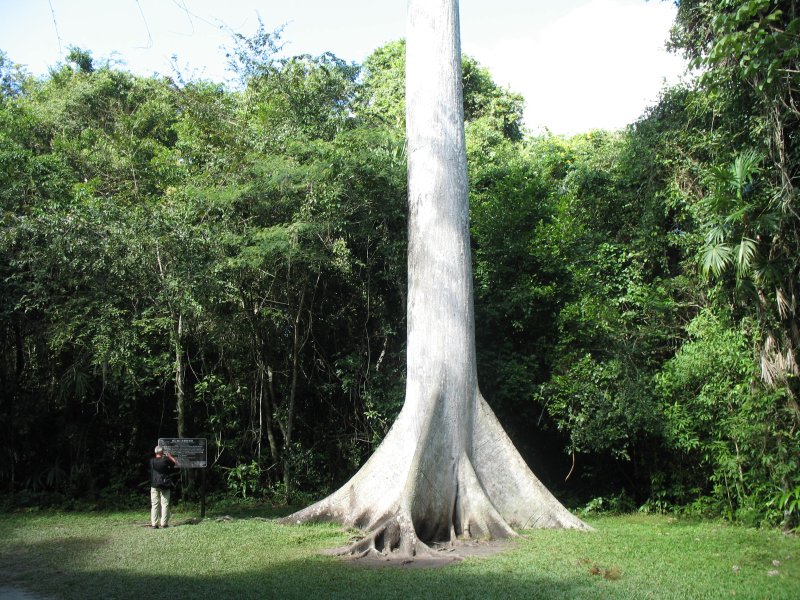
0, 504, 798, 599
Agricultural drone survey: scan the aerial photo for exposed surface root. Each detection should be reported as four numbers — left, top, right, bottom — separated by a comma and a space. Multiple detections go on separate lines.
279, 389, 592, 564
328, 532, 515, 569
329, 513, 441, 562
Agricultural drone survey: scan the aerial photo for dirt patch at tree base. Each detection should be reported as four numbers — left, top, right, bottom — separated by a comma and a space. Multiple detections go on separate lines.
327, 538, 516, 569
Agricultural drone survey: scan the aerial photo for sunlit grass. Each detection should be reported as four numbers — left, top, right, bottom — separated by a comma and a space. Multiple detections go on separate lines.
1, 506, 797, 599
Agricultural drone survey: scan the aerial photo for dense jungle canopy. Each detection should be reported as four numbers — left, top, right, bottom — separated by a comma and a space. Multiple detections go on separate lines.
1, 0, 798, 529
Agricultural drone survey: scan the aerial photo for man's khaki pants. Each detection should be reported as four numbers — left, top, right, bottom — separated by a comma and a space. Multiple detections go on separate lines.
150, 487, 171, 527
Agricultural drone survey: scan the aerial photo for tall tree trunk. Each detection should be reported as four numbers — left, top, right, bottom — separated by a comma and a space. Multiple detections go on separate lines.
264, 364, 279, 462
283, 0, 588, 560
282, 287, 307, 502
174, 313, 186, 438
1, 322, 24, 491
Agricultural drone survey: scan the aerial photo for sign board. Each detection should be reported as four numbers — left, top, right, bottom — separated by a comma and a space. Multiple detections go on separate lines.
158, 438, 207, 468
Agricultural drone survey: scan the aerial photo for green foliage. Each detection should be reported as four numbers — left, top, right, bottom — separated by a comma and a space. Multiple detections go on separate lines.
0, 51, 27, 100
358, 40, 406, 129
2, 3, 799, 526
772, 485, 800, 530
675, 0, 800, 97
763, 484, 800, 532
673, 0, 800, 397
525, 130, 685, 482
225, 18, 285, 82
0, 36, 409, 502
539, 355, 655, 459
462, 55, 525, 140
66, 47, 95, 74
360, 40, 525, 139
655, 310, 796, 523
224, 461, 262, 499
698, 149, 774, 281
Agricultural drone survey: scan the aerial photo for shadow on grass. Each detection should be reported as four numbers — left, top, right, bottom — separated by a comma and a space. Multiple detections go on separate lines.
0, 535, 107, 583
14, 566, 596, 600
1, 533, 595, 600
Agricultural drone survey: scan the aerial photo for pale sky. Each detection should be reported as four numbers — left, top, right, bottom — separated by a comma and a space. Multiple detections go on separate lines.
0, 0, 687, 135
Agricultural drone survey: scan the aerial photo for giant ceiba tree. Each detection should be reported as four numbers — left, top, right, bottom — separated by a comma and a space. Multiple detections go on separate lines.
284, 0, 589, 559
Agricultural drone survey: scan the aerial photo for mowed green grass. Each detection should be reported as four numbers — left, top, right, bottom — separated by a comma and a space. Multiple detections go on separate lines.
0, 506, 798, 599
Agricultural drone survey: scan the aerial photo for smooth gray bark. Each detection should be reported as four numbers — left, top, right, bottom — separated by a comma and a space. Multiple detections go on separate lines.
283, 0, 589, 559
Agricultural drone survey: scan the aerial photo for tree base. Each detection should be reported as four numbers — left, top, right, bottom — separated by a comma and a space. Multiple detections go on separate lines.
330, 513, 440, 561
281, 394, 591, 562
325, 521, 518, 567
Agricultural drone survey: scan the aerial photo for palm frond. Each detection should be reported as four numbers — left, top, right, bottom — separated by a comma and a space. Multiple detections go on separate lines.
731, 149, 763, 192
776, 287, 795, 320
752, 208, 781, 235
704, 223, 729, 245
701, 242, 733, 277
708, 164, 734, 189
734, 237, 758, 277
725, 204, 749, 224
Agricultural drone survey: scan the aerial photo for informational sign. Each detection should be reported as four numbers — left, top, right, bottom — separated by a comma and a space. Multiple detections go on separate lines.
158, 438, 207, 468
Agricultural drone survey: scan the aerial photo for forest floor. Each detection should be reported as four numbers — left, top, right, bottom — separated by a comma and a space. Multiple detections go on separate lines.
0, 503, 798, 599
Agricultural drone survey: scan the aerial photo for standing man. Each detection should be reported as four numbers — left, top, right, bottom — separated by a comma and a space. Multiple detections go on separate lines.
149, 445, 179, 528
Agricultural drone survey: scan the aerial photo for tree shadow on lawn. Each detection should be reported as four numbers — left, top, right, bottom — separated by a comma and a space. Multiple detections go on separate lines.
0, 536, 106, 591
1, 535, 596, 600
13, 565, 598, 600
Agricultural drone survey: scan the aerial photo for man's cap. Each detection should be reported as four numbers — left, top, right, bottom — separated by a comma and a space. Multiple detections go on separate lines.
154, 445, 163, 454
